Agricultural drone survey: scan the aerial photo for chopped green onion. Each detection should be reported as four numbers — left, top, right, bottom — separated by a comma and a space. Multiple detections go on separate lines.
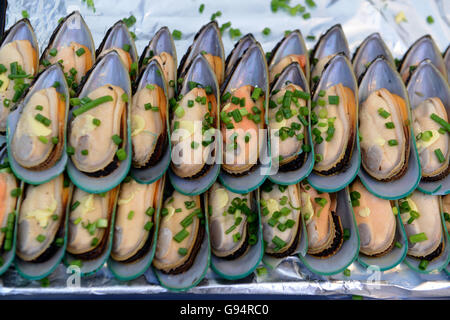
75, 47, 85, 57
409, 232, 428, 243
144, 221, 153, 231
73, 95, 113, 117
434, 148, 445, 163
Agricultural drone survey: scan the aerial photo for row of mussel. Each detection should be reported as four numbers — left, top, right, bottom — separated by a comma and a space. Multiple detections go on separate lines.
0, 12, 448, 289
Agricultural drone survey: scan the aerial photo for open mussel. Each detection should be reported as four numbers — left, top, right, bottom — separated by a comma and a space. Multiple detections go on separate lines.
407, 60, 449, 184
311, 54, 357, 178
299, 182, 343, 258
350, 180, 396, 257
0, 19, 39, 132
399, 191, 444, 263
169, 53, 219, 184
139, 27, 177, 99
97, 20, 138, 80
207, 182, 258, 259
268, 30, 309, 84
310, 24, 350, 83
66, 186, 117, 260
131, 59, 168, 170
178, 21, 225, 86
39, 11, 95, 97
352, 32, 395, 81
260, 181, 302, 258
111, 177, 160, 263
153, 190, 204, 274
16, 174, 69, 262
399, 35, 447, 83
269, 62, 311, 173
67, 50, 131, 193
358, 56, 421, 199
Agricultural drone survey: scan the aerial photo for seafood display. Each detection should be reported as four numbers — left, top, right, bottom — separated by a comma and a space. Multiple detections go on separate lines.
0, 5, 448, 292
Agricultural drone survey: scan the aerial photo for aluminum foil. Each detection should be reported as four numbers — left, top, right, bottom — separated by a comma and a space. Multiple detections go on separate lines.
2, 0, 450, 299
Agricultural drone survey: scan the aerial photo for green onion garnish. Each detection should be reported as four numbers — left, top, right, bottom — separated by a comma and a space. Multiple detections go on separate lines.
36, 234, 46, 243
409, 232, 428, 243
172, 29, 182, 40
434, 148, 445, 163
388, 139, 398, 146
116, 148, 127, 161
378, 108, 391, 119
73, 95, 113, 117
75, 47, 85, 57
173, 229, 189, 243
430, 113, 450, 132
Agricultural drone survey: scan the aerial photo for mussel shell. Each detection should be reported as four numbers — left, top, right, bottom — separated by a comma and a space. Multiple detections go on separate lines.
168, 53, 221, 195
358, 56, 421, 200
307, 54, 360, 192
268, 62, 314, 185
130, 59, 171, 184
268, 29, 310, 82
310, 24, 350, 82
66, 50, 132, 194
7, 63, 69, 185
219, 42, 271, 194
96, 20, 138, 76
352, 33, 395, 81
407, 60, 450, 191
298, 187, 359, 276
178, 21, 225, 86
399, 35, 447, 83
224, 33, 256, 80
40, 11, 95, 80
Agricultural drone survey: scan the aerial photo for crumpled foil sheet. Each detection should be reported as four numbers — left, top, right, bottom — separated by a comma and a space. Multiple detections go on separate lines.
2, 0, 450, 299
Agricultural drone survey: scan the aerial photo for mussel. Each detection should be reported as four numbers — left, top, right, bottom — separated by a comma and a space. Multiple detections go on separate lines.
66, 187, 117, 259
139, 27, 177, 99
153, 190, 204, 274
39, 11, 95, 96
311, 55, 357, 176
269, 62, 311, 171
111, 177, 160, 262
10, 76, 66, 171
0, 19, 39, 132
224, 34, 256, 80
221, 43, 267, 176
399, 191, 444, 261
97, 20, 138, 79
207, 182, 258, 259
310, 24, 350, 83
350, 180, 396, 257
268, 30, 309, 83
16, 174, 69, 262
170, 54, 218, 179
299, 182, 343, 257
407, 60, 449, 182
131, 59, 168, 169
0, 168, 18, 252
399, 35, 447, 83
443, 194, 450, 232
178, 21, 225, 86
260, 181, 302, 257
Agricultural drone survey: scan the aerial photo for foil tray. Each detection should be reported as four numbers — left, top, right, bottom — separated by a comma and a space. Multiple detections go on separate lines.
1, 0, 449, 299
